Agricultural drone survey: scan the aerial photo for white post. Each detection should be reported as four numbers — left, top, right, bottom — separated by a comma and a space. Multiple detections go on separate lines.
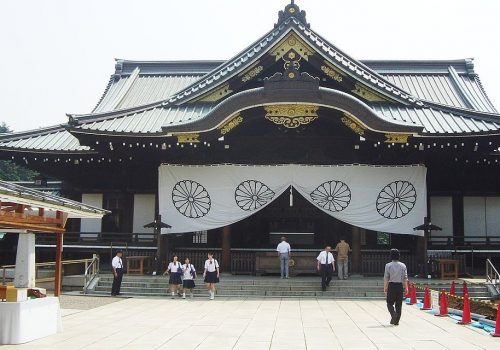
14, 233, 36, 288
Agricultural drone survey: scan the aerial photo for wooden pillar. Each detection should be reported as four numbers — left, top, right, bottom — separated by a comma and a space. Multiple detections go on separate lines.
222, 225, 231, 272
54, 232, 63, 297
54, 211, 63, 297
351, 226, 361, 274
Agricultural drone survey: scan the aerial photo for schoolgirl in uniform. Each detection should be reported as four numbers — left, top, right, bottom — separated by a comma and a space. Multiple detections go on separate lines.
203, 252, 220, 300
163, 255, 182, 298
181, 257, 196, 299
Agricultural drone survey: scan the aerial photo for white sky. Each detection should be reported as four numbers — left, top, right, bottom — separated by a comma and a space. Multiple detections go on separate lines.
1, 0, 499, 132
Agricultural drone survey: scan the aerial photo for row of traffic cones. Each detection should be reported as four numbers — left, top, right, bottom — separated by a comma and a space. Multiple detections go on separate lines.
431, 284, 500, 337
449, 280, 469, 297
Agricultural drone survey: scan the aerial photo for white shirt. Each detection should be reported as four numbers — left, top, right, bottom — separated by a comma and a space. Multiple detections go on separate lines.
204, 259, 219, 272
168, 261, 182, 273
112, 256, 123, 269
316, 251, 335, 265
276, 241, 291, 254
182, 264, 196, 280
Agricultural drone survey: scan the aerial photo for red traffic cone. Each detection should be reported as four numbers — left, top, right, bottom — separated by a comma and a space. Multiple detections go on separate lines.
492, 302, 500, 337
421, 287, 432, 310
462, 281, 468, 297
458, 293, 472, 325
410, 284, 417, 305
435, 290, 449, 317
450, 281, 456, 296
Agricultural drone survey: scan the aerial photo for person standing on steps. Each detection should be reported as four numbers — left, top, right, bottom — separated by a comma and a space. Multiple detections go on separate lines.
384, 248, 409, 326
111, 250, 124, 296
276, 236, 291, 279
317, 245, 335, 291
203, 252, 219, 300
334, 237, 351, 280
181, 257, 196, 299
163, 255, 183, 299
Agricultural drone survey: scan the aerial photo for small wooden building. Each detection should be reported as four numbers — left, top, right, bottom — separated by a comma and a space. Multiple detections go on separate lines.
1, 2, 499, 275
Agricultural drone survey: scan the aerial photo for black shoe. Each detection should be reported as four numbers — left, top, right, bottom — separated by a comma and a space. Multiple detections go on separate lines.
111, 294, 116, 296
393, 323, 399, 326
390, 318, 395, 325
322, 287, 326, 292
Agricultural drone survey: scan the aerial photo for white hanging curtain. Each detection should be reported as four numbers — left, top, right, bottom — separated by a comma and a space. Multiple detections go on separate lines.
159, 164, 427, 236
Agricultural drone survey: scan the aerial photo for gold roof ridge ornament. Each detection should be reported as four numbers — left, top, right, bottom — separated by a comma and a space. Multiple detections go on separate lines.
218, 113, 243, 135
264, 104, 319, 129
341, 113, 365, 136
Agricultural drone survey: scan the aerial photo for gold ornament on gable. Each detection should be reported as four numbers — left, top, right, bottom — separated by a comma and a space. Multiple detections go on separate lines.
270, 32, 314, 62
264, 104, 319, 129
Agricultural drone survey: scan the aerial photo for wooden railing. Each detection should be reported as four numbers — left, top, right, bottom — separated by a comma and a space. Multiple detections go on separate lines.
429, 235, 500, 249
171, 248, 419, 276
36, 231, 156, 248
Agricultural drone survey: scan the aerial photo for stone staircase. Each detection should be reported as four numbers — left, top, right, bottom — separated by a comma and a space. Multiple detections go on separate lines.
90, 275, 493, 300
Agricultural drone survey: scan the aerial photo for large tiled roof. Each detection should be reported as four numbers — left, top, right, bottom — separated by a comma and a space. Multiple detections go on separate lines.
0, 126, 90, 153
1, 3, 499, 154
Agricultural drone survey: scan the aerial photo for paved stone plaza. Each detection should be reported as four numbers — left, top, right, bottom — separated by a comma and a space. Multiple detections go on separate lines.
1, 296, 498, 350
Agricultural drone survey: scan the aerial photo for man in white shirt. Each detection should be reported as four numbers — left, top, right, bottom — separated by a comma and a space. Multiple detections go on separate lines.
276, 236, 291, 279
317, 246, 335, 291
111, 250, 124, 296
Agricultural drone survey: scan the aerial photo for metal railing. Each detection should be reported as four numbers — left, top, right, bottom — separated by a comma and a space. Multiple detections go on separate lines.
83, 254, 100, 294
486, 258, 500, 285
1, 258, 97, 286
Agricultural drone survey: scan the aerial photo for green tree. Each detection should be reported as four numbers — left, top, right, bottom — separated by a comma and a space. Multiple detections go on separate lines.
0, 123, 38, 181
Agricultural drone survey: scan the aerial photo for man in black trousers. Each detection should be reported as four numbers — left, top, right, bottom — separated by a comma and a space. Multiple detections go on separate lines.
316, 245, 335, 291
111, 250, 124, 296
383, 249, 409, 326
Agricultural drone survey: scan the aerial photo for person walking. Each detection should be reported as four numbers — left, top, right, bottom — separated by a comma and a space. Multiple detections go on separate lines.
181, 257, 196, 299
317, 245, 335, 291
384, 249, 409, 326
163, 255, 183, 299
111, 250, 124, 296
203, 252, 219, 300
276, 236, 291, 279
334, 238, 351, 280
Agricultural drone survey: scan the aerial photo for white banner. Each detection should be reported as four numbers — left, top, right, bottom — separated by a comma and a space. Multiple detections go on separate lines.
159, 164, 427, 235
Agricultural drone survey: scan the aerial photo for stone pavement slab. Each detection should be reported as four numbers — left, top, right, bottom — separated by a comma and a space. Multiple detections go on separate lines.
0, 297, 498, 349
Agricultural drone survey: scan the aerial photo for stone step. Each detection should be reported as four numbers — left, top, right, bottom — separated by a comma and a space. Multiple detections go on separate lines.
90, 290, 386, 298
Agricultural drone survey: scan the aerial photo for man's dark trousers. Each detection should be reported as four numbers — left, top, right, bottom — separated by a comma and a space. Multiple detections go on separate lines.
320, 264, 333, 291
386, 282, 404, 324
111, 268, 124, 295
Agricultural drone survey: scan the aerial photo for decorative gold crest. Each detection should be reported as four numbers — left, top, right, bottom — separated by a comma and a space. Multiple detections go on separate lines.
241, 65, 264, 83
269, 32, 314, 62
321, 61, 344, 82
264, 104, 319, 129
352, 83, 387, 102
218, 113, 243, 135
175, 133, 200, 143
197, 84, 233, 102
341, 113, 365, 136
385, 134, 410, 143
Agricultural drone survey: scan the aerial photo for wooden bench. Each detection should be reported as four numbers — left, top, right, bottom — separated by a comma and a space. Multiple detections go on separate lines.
437, 259, 458, 279
126, 256, 151, 275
